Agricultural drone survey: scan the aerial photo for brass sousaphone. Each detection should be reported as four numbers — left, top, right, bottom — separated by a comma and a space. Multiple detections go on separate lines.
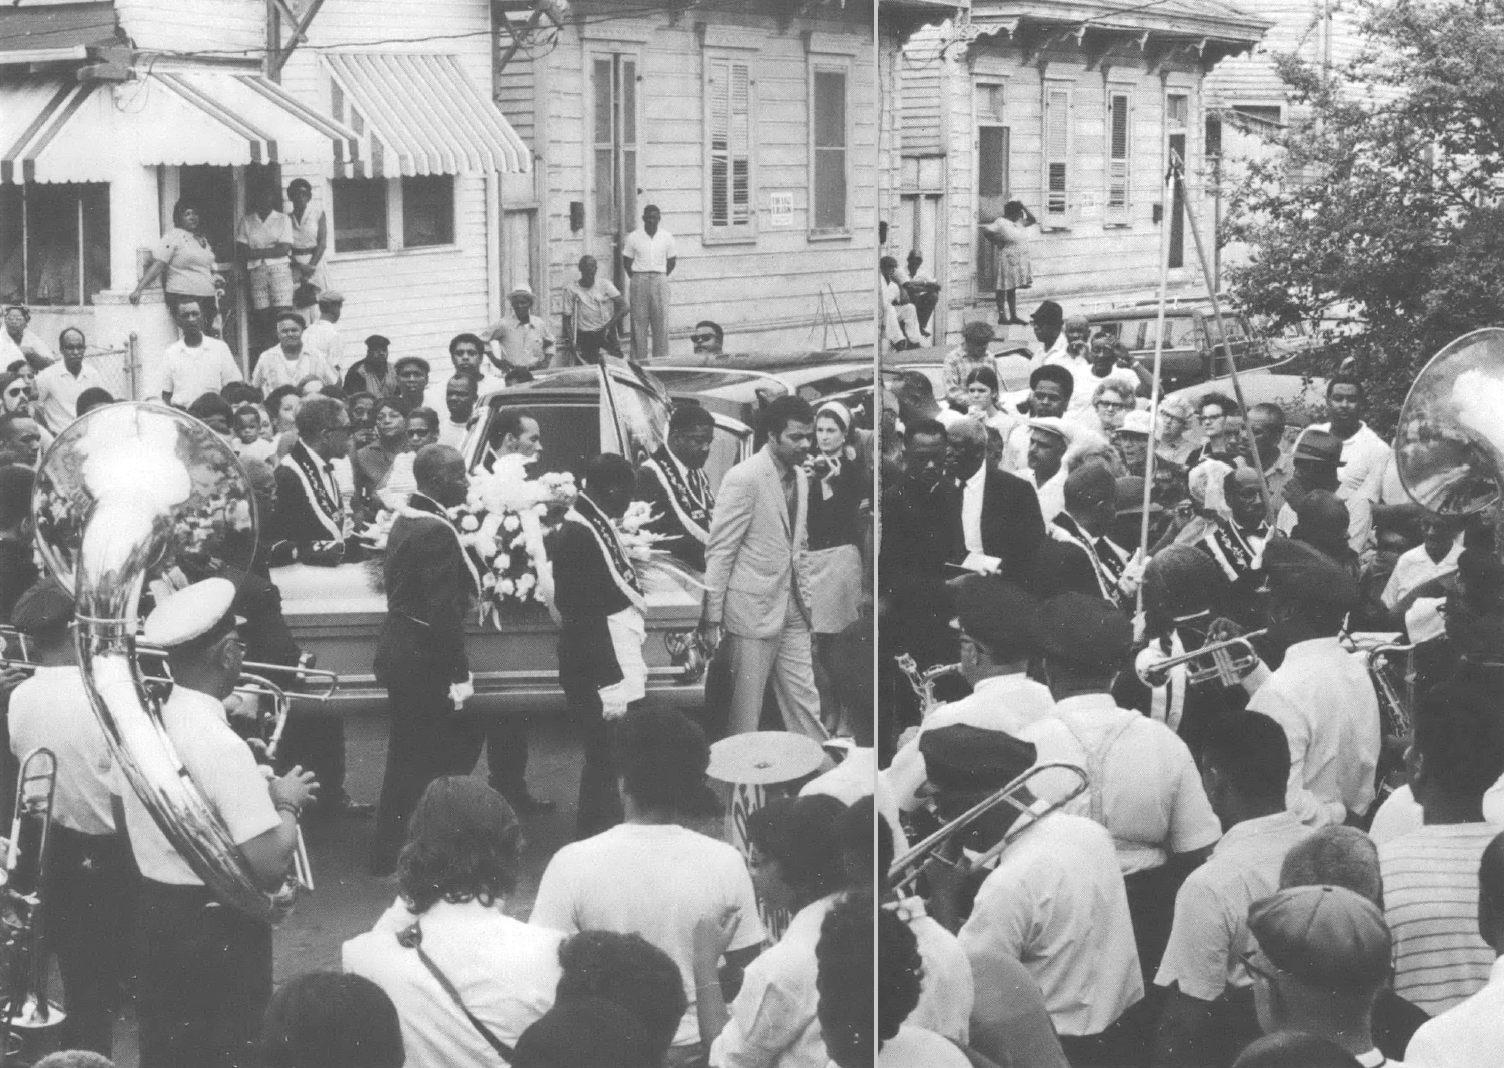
32, 403, 298, 922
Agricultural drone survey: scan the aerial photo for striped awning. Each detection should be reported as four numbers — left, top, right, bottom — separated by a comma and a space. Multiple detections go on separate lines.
1, 71, 359, 184
323, 53, 531, 177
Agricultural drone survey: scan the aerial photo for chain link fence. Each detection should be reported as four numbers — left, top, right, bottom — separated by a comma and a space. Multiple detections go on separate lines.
82, 334, 142, 402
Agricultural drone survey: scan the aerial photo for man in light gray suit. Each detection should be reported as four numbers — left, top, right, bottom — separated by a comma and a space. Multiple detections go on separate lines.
701, 395, 826, 738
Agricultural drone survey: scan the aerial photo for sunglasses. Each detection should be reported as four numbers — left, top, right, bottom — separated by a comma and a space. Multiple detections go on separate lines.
406, 428, 432, 439
690, 333, 717, 344
2, 389, 23, 399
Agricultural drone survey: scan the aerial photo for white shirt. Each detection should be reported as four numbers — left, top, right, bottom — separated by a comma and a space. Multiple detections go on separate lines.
116, 687, 280, 885
1368, 781, 1504, 846
959, 812, 1143, 1036
1002, 422, 1031, 473
878, 1026, 971, 1067
800, 748, 907, 861
622, 227, 678, 273
885, 673, 1057, 812
1248, 636, 1381, 827
8, 665, 116, 836
1382, 538, 1462, 644
249, 345, 338, 394
437, 419, 469, 451
344, 897, 563, 1068
1048, 353, 1098, 414
1030, 333, 1068, 368
1403, 956, 1504, 1068
157, 335, 242, 408
34, 360, 105, 432
1031, 466, 1068, 524
530, 822, 765, 1049
961, 462, 987, 555
1310, 421, 1392, 502
301, 319, 345, 373
236, 210, 293, 266
0, 327, 55, 369
235, 436, 278, 466
1043, 694, 1222, 874
710, 894, 837, 1068
890, 897, 974, 1044
1154, 811, 1312, 1000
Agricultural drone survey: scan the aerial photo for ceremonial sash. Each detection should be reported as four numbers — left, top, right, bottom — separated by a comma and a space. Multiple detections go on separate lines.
280, 442, 342, 540
399, 494, 483, 600
1052, 513, 1130, 609
643, 446, 713, 545
566, 493, 646, 614
1202, 518, 1266, 583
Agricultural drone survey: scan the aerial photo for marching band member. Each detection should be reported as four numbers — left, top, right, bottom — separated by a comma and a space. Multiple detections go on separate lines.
1048, 463, 1138, 612
636, 403, 717, 572
1033, 592, 1222, 996
121, 578, 318, 1068
1197, 465, 1270, 603
1242, 538, 1381, 828
552, 452, 650, 839
7, 583, 134, 1059
921, 723, 1144, 1067
370, 445, 486, 876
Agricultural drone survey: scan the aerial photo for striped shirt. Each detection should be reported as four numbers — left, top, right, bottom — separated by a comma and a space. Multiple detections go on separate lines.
1379, 823, 1499, 1015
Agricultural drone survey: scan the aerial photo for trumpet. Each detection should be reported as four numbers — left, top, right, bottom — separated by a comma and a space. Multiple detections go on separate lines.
1137, 628, 1268, 689
894, 655, 964, 717
888, 762, 1089, 897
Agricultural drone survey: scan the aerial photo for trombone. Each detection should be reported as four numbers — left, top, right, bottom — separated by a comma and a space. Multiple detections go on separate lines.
224, 672, 314, 893
888, 762, 1089, 898
1137, 629, 1268, 689
0, 748, 66, 1061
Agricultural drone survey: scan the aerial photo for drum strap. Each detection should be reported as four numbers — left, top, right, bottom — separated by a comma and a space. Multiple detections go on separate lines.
397, 921, 514, 1063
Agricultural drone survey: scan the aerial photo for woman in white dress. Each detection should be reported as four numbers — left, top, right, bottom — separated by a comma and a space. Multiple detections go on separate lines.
287, 179, 331, 321
982, 201, 1037, 326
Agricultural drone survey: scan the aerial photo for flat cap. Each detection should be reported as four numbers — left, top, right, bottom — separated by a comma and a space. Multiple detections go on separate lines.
1293, 428, 1344, 465
1119, 410, 1152, 436
919, 723, 1037, 794
509, 283, 535, 299
954, 575, 1040, 658
1116, 475, 1160, 516
1034, 592, 1132, 670
315, 289, 344, 304
11, 581, 73, 633
1027, 417, 1076, 448
364, 334, 391, 349
142, 577, 237, 649
273, 310, 305, 328
1262, 536, 1358, 612
1030, 300, 1064, 328
1248, 884, 1391, 993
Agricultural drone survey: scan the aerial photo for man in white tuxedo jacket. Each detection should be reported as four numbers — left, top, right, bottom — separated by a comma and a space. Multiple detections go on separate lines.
701, 395, 825, 738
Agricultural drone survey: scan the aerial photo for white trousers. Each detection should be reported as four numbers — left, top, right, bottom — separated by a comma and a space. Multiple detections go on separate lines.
726, 598, 826, 741
629, 272, 671, 360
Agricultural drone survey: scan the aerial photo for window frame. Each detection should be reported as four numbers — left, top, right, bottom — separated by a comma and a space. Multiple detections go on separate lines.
330, 174, 458, 258
0, 181, 111, 307
400, 174, 456, 249
1105, 88, 1132, 226
702, 51, 757, 245
807, 56, 851, 240
1042, 82, 1073, 228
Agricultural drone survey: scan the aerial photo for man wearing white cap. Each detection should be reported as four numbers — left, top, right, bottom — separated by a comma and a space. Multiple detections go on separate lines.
483, 284, 555, 377
300, 289, 346, 374
1027, 416, 1075, 523
122, 577, 318, 1068
623, 204, 677, 361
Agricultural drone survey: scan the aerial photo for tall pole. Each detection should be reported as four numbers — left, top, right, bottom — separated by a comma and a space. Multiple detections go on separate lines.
1136, 161, 1175, 624
1172, 151, 1273, 519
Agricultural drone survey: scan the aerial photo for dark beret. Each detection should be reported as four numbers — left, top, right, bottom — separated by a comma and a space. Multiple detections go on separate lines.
1263, 536, 1358, 613
364, 334, 391, 349
1034, 592, 1132, 670
919, 723, 1037, 794
11, 581, 73, 633
954, 576, 1040, 659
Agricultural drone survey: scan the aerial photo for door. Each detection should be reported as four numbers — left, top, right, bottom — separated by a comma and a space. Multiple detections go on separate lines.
178, 165, 240, 357
591, 54, 638, 292
1166, 94, 1189, 270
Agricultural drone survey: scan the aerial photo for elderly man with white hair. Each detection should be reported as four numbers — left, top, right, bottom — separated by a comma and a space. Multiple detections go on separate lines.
483, 284, 555, 376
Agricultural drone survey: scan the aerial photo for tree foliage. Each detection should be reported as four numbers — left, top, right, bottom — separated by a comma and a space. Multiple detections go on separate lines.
1224, 0, 1504, 432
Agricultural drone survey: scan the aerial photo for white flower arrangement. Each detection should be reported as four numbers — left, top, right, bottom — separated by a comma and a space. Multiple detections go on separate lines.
615, 500, 672, 563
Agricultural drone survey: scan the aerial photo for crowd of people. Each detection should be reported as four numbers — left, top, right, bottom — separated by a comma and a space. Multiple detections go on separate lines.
875, 298, 1504, 1066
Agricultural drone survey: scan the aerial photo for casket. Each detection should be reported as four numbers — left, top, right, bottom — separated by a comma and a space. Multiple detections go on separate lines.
273, 562, 705, 715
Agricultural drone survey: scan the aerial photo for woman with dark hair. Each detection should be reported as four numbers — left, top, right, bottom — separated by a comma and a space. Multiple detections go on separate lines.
964, 365, 1016, 438
697, 794, 849, 1067
555, 931, 687, 1062
344, 777, 563, 1068
982, 200, 1036, 326
260, 971, 405, 1068
265, 384, 302, 437
353, 396, 414, 520
130, 199, 222, 330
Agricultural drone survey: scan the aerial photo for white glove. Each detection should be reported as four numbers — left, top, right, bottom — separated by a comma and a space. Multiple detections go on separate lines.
449, 674, 474, 711
1117, 550, 1147, 597
601, 694, 629, 720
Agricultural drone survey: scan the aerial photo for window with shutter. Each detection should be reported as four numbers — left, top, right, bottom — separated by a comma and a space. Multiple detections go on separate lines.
812, 69, 848, 232
708, 58, 752, 233
1107, 92, 1130, 220
1044, 87, 1070, 217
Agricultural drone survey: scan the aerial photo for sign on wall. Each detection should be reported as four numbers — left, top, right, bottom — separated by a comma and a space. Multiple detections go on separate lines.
769, 192, 794, 227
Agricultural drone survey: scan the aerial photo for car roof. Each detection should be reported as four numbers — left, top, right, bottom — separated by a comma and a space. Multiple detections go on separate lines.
483, 368, 760, 424
653, 347, 873, 373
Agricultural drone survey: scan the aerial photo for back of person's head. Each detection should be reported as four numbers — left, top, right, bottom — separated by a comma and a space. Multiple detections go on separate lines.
397, 776, 520, 913
260, 971, 404, 1068
1279, 826, 1382, 905
1232, 1032, 1363, 1068
75, 386, 113, 417
582, 452, 635, 496
187, 392, 233, 425
222, 381, 263, 406
294, 394, 346, 439
615, 707, 712, 814
816, 892, 879, 1067
0, 465, 34, 528
895, 370, 934, 405
1413, 667, 1504, 804
1481, 830, 1504, 947
512, 996, 655, 1068
763, 394, 816, 438
746, 794, 848, 903
1203, 712, 1289, 806
555, 931, 686, 1058
874, 895, 919, 1044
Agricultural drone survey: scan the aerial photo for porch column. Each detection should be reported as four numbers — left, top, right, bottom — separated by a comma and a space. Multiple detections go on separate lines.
108, 162, 160, 293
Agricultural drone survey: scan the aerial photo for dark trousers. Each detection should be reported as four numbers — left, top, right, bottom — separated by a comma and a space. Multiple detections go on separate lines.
1059, 1012, 1143, 1068
483, 715, 530, 801
276, 710, 346, 805
372, 676, 485, 874
565, 682, 625, 840
575, 328, 612, 364
45, 826, 137, 1058
136, 882, 271, 1068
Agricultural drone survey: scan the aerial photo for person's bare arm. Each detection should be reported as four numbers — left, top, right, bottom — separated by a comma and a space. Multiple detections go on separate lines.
237, 766, 317, 891
130, 258, 167, 304
622, 255, 636, 278
666, 256, 677, 276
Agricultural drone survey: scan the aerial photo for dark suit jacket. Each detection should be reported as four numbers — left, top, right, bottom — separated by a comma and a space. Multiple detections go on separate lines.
268, 442, 351, 565
632, 464, 706, 572
949, 468, 1047, 577
550, 521, 634, 693
375, 506, 472, 686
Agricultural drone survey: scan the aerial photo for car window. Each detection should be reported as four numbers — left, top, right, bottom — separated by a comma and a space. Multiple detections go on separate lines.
481, 403, 600, 479
1138, 318, 1179, 351
704, 423, 747, 492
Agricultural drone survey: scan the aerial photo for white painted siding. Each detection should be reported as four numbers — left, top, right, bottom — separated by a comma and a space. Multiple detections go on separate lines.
114, 0, 264, 55
542, 10, 876, 354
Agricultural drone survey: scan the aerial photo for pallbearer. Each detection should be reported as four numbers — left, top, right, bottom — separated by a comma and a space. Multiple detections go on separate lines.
636, 404, 717, 572
122, 578, 318, 1068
